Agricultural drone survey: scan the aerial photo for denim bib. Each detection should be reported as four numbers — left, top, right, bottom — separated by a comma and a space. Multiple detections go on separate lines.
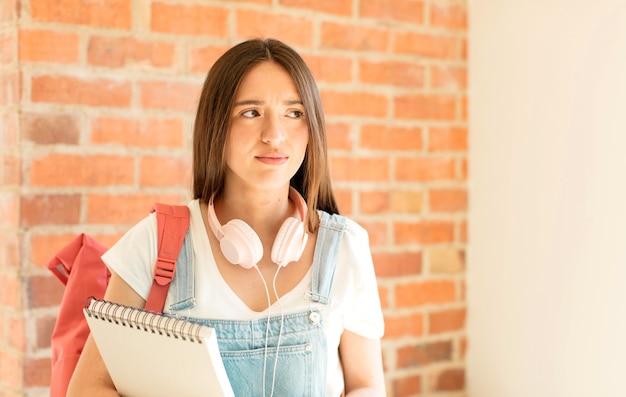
165, 211, 347, 397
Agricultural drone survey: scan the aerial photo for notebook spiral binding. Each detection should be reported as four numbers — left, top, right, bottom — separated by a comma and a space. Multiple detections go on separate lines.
84, 297, 205, 343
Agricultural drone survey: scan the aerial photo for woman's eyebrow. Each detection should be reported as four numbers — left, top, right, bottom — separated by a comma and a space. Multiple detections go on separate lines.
233, 100, 263, 107
233, 99, 303, 107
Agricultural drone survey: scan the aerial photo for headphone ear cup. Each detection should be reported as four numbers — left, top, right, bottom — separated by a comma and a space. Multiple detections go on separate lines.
221, 219, 263, 269
271, 217, 308, 267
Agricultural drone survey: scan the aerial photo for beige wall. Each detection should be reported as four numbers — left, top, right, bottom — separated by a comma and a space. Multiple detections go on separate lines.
468, 0, 626, 396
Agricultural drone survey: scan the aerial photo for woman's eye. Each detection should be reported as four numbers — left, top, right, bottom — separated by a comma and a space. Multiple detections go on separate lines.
241, 109, 260, 118
286, 110, 305, 119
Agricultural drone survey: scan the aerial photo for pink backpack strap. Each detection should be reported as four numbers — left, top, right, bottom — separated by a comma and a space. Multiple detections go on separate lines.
144, 203, 190, 313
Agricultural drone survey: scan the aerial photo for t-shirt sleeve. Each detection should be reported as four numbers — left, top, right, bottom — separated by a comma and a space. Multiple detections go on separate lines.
339, 219, 385, 339
101, 213, 159, 300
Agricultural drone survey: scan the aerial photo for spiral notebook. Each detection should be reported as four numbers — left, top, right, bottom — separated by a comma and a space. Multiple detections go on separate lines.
84, 298, 234, 397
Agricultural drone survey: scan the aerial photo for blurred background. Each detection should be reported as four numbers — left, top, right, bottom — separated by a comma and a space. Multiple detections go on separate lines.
1, 0, 624, 396
1, 1, 468, 395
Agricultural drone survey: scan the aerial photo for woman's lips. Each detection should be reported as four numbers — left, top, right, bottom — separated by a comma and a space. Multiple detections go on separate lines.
255, 153, 288, 165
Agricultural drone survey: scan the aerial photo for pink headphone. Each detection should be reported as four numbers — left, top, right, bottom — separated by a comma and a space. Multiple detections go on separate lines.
207, 187, 309, 269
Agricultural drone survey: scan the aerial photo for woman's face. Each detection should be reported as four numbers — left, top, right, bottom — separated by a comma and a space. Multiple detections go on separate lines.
225, 61, 309, 193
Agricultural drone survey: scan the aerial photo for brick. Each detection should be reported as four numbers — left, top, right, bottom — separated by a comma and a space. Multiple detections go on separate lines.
396, 280, 456, 307
373, 251, 422, 277
0, 232, 19, 269
87, 193, 182, 225
332, 188, 352, 214
31, 0, 131, 29
360, 0, 425, 24
1, 153, 20, 185
429, 188, 467, 212
326, 122, 352, 150
359, 221, 387, 247
390, 190, 424, 214
393, 31, 459, 59
30, 233, 78, 267
139, 156, 191, 188
321, 90, 388, 118
20, 113, 80, 145
428, 247, 465, 274
394, 94, 456, 120
460, 336, 468, 359
20, 194, 81, 227
19, 29, 79, 63
302, 54, 353, 84
27, 275, 64, 308
1, 111, 18, 146
329, 156, 389, 182
280, 0, 352, 16
0, 70, 19, 107
189, 44, 229, 74
91, 117, 185, 148
31, 75, 132, 107
430, 3, 468, 30
87, 36, 175, 68
6, 312, 25, 351
0, 350, 22, 389
359, 59, 425, 88
432, 368, 465, 391
359, 191, 390, 214
0, 272, 20, 307
23, 358, 51, 387
429, 308, 466, 334
396, 340, 452, 368
139, 80, 202, 112
458, 219, 467, 243
431, 65, 468, 90
36, 316, 56, 349
378, 285, 389, 309
429, 126, 467, 152
235, 10, 314, 48
321, 21, 389, 52
151, 3, 228, 37
384, 312, 424, 338
0, 192, 18, 228
0, 32, 14, 63
30, 153, 134, 187
0, 0, 15, 22
360, 125, 422, 151
394, 220, 455, 245
228, 0, 271, 4
395, 157, 456, 182
461, 37, 468, 60
360, 190, 423, 215
459, 157, 468, 180
392, 374, 422, 396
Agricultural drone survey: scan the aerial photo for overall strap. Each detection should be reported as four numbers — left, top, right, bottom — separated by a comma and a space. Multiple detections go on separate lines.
145, 203, 190, 313
308, 211, 347, 304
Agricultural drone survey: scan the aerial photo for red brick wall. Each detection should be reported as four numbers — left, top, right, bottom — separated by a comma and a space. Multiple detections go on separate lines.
1, 0, 25, 394
0, 0, 467, 395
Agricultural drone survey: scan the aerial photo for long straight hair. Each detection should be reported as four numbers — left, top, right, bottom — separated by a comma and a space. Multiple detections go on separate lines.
192, 38, 339, 231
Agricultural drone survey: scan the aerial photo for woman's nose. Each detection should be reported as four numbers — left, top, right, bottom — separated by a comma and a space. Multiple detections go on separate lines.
260, 114, 286, 144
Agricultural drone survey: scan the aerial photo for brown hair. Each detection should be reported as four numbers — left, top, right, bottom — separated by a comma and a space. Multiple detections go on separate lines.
192, 38, 339, 231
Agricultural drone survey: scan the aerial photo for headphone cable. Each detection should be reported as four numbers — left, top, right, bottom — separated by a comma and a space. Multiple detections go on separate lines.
253, 265, 272, 397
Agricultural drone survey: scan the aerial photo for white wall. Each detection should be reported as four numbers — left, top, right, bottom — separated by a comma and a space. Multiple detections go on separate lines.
468, 1, 626, 396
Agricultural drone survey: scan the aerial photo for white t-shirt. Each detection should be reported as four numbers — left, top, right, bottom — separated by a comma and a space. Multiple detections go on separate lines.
102, 200, 384, 396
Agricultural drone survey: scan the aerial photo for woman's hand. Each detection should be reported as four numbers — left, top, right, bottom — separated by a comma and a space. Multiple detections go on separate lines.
67, 272, 145, 397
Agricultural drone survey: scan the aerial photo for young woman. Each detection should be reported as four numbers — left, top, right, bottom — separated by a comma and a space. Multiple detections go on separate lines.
68, 38, 385, 397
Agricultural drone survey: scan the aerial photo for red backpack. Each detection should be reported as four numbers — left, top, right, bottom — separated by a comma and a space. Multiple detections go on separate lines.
45, 204, 190, 397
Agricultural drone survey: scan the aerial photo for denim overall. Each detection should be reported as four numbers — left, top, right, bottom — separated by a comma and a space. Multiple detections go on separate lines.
165, 211, 347, 397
